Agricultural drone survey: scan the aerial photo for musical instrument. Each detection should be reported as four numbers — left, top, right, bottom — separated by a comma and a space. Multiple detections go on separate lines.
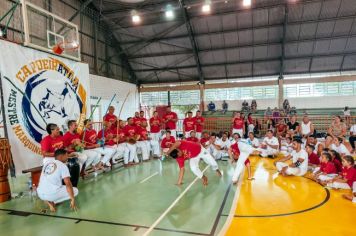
0, 138, 12, 202
67, 158, 80, 187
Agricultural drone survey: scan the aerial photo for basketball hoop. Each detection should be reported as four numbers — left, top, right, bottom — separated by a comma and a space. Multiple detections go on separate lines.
52, 41, 79, 55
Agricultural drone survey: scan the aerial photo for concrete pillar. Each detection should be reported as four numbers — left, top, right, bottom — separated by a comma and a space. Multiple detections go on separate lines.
278, 76, 284, 109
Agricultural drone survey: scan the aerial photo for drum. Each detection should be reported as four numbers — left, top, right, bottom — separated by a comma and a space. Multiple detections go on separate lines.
0, 138, 12, 203
67, 158, 80, 187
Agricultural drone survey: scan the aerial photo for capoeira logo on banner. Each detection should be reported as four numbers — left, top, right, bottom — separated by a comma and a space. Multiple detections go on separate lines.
4, 57, 87, 155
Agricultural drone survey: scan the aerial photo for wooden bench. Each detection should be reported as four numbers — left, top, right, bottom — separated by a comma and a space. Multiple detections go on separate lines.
22, 166, 42, 187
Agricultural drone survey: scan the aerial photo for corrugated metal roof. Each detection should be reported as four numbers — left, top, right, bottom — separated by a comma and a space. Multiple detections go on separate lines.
92, 0, 356, 84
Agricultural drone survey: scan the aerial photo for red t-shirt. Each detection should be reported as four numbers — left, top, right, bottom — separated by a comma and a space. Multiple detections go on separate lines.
276, 124, 287, 133
82, 129, 97, 145
63, 132, 81, 152
230, 142, 249, 165
186, 137, 199, 143
194, 116, 204, 132
164, 112, 178, 130
176, 141, 202, 168
104, 113, 117, 123
123, 125, 137, 138
308, 152, 320, 165
149, 117, 161, 133
140, 117, 147, 125
161, 136, 176, 148
341, 166, 356, 187
41, 135, 64, 154
110, 127, 126, 144
132, 117, 141, 127
183, 117, 195, 132
233, 118, 244, 129
97, 129, 115, 146
136, 126, 148, 141
320, 161, 337, 174
200, 137, 210, 146
333, 159, 343, 173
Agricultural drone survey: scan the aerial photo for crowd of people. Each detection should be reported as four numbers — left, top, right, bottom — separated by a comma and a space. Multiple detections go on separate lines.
36, 105, 356, 211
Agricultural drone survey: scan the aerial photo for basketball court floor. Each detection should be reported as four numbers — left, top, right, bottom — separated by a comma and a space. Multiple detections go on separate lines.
0, 156, 354, 236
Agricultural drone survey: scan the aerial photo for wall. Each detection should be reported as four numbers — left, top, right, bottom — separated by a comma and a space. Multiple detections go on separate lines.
89, 74, 139, 122
211, 95, 355, 111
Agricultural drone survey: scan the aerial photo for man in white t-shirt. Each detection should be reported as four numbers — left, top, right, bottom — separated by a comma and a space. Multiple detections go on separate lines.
330, 137, 351, 156
256, 130, 279, 157
37, 149, 78, 212
275, 139, 308, 176
349, 124, 356, 153
247, 132, 260, 148
215, 133, 231, 159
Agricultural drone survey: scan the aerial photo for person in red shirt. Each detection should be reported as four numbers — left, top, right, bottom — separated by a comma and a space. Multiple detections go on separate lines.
183, 111, 195, 138
103, 106, 117, 129
313, 152, 337, 182
63, 120, 101, 173
228, 133, 253, 180
329, 150, 343, 173
163, 106, 178, 138
41, 123, 71, 164
149, 111, 162, 142
186, 131, 199, 143
165, 140, 222, 186
306, 144, 320, 168
200, 131, 210, 148
194, 110, 204, 139
139, 111, 147, 127
109, 119, 131, 166
133, 112, 141, 127
161, 130, 176, 150
123, 117, 139, 164
136, 121, 152, 161
82, 119, 117, 168
326, 155, 356, 190
232, 112, 245, 138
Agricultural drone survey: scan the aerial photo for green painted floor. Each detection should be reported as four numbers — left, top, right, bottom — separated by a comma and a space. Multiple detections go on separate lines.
0, 159, 237, 236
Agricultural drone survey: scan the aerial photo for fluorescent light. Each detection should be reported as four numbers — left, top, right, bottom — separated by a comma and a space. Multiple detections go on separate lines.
202, 4, 211, 13
243, 0, 251, 7
132, 14, 141, 23
165, 5, 174, 19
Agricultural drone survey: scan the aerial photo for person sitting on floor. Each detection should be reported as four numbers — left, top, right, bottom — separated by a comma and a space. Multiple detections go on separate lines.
37, 149, 78, 212
280, 136, 293, 156
161, 130, 176, 153
200, 131, 211, 148
324, 155, 356, 191
215, 132, 231, 159
247, 132, 260, 148
305, 135, 324, 156
329, 150, 343, 174
274, 139, 308, 177
313, 152, 337, 183
256, 130, 279, 158
306, 144, 320, 169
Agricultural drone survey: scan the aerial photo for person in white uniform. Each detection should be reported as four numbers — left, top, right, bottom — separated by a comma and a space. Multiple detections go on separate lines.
256, 130, 279, 157
275, 139, 308, 176
37, 149, 78, 212
247, 132, 260, 148
330, 137, 351, 156
214, 132, 231, 159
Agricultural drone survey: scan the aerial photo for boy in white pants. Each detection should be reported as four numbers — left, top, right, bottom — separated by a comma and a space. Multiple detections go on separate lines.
37, 149, 78, 212
165, 140, 222, 186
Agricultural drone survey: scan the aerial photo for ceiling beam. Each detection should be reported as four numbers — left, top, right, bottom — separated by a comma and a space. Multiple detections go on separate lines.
178, 0, 204, 84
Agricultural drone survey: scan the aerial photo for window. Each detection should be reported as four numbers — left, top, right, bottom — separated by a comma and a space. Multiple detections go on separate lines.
170, 90, 200, 105
140, 92, 168, 106
204, 86, 278, 101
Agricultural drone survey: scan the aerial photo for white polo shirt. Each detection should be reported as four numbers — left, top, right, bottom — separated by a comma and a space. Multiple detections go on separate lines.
291, 149, 308, 176
37, 160, 70, 195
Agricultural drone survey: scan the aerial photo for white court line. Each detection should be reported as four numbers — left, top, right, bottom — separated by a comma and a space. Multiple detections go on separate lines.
140, 172, 159, 184
217, 166, 245, 236
142, 165, 210, 236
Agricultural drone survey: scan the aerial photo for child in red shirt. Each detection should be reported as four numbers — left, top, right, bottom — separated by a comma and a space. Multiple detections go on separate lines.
313, 152, 337, 183
325, 155, 356, 190
186, 131, 199, 143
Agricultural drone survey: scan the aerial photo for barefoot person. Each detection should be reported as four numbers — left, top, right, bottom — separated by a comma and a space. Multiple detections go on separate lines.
37, 149, 78, 212
165, 140, 222, 186
275, 139, 308, 176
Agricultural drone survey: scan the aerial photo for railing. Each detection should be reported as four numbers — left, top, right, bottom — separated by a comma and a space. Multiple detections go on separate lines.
90, 115, 356, 137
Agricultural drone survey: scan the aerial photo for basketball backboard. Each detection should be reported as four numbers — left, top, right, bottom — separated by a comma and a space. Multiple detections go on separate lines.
21, 0, 80, 61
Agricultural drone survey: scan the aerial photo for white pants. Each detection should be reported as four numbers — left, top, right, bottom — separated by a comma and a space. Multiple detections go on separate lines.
232, 142, 255, 182
353, 182, 356, 203
189, 147, 219, 178
318, 174, 338, 182
82, 150, 101, 168
73, 152, 87, 170
232, 128, 243, 137
127, 143, 139, 163
38, 186, 78, 204
196, 132, 202, 139
137, 141, 151, 161
276, 162, 303, 176
93, 147, 116, 165
150, 132, 161, 142
327, 182, 351, 190
258, 148, 279, 157
150, 140, 160, 156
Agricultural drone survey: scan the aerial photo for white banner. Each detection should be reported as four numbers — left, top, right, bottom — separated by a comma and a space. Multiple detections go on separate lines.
0, 40, 90, 174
